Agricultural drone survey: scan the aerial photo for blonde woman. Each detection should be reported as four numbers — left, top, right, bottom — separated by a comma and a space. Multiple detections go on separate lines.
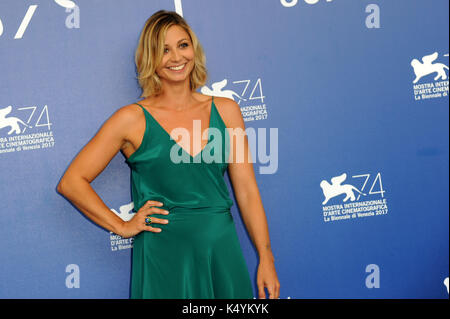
57, 10, 279, 299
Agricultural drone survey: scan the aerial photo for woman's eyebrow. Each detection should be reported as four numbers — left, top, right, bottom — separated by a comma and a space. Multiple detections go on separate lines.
164, 38, 189, 46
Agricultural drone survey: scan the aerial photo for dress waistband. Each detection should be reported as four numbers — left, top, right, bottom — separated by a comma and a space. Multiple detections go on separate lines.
162, 205, 231, 215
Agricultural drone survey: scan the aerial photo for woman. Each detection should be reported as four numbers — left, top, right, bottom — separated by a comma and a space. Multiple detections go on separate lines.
57, 10, 279, 299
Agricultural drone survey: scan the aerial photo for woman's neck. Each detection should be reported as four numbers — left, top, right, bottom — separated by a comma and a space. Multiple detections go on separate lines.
152, 80, 195, 111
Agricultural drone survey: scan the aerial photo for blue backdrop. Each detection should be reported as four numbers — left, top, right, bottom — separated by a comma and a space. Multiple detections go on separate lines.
0, 0, 448, 298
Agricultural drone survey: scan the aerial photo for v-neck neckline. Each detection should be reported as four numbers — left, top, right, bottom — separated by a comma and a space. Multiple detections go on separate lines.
138, 97, 215, 160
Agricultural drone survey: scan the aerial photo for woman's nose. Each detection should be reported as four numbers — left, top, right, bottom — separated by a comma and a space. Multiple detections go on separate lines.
170, 49, 181, 62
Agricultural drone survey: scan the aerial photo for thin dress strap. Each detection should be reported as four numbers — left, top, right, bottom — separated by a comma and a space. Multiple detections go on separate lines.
135, 103, 150, 117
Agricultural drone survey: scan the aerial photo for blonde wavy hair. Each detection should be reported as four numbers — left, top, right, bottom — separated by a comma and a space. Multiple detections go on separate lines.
135, 10, 208, 98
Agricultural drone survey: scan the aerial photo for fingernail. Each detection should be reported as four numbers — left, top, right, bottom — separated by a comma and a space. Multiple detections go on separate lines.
165, 210, 170, 214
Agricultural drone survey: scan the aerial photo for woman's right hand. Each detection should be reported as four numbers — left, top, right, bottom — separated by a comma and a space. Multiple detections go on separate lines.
118, 200, 170, 238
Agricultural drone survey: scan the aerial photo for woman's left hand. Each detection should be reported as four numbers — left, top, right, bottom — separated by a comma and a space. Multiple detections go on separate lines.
256, 257, 280, 299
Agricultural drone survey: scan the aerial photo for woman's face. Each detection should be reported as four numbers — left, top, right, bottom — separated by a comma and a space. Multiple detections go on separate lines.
155, 25, 195, 86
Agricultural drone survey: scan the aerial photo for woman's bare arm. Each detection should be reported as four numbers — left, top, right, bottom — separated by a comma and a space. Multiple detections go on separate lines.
221, 98, 274, 261
216, 97, 280, 299
57, 105, 168, 237
57, 105, 135, 235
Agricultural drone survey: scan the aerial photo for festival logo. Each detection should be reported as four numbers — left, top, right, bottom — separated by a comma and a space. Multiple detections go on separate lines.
321, 172, 388, 223
0, 106, 32, 135
201, 78, 268, 122
109, 202, 135, 251
0, 104, 55, 155
411, 52, 449, 101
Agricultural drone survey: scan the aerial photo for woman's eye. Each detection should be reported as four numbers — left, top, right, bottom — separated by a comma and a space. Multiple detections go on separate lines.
163, 43, 188, 54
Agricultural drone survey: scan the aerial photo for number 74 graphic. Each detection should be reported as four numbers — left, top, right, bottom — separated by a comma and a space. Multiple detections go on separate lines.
352, 173, 385, 201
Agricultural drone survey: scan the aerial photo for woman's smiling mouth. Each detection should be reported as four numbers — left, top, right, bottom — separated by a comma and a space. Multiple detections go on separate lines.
167, 63, 187, 72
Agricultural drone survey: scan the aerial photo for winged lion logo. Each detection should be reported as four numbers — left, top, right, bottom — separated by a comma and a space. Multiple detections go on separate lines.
320, 173, 367, 205
410, 52, 449, 84
0, 106, 32, 135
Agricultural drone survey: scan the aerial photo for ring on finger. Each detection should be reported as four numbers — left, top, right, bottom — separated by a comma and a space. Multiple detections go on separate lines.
145, 216, 152, 225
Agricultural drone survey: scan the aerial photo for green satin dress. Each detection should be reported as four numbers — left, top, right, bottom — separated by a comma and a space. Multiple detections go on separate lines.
125, 96, 254, 299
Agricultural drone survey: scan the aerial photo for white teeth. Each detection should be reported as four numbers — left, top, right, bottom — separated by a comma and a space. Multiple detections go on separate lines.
169, 64, 186, 71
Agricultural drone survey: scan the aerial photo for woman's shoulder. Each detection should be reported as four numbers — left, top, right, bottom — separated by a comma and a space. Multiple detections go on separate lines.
207, 95, 244, 128
117, 102, 143, 116
211, 95, 236, 107
105, 102, 144, 129
192, 92, 235, 108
